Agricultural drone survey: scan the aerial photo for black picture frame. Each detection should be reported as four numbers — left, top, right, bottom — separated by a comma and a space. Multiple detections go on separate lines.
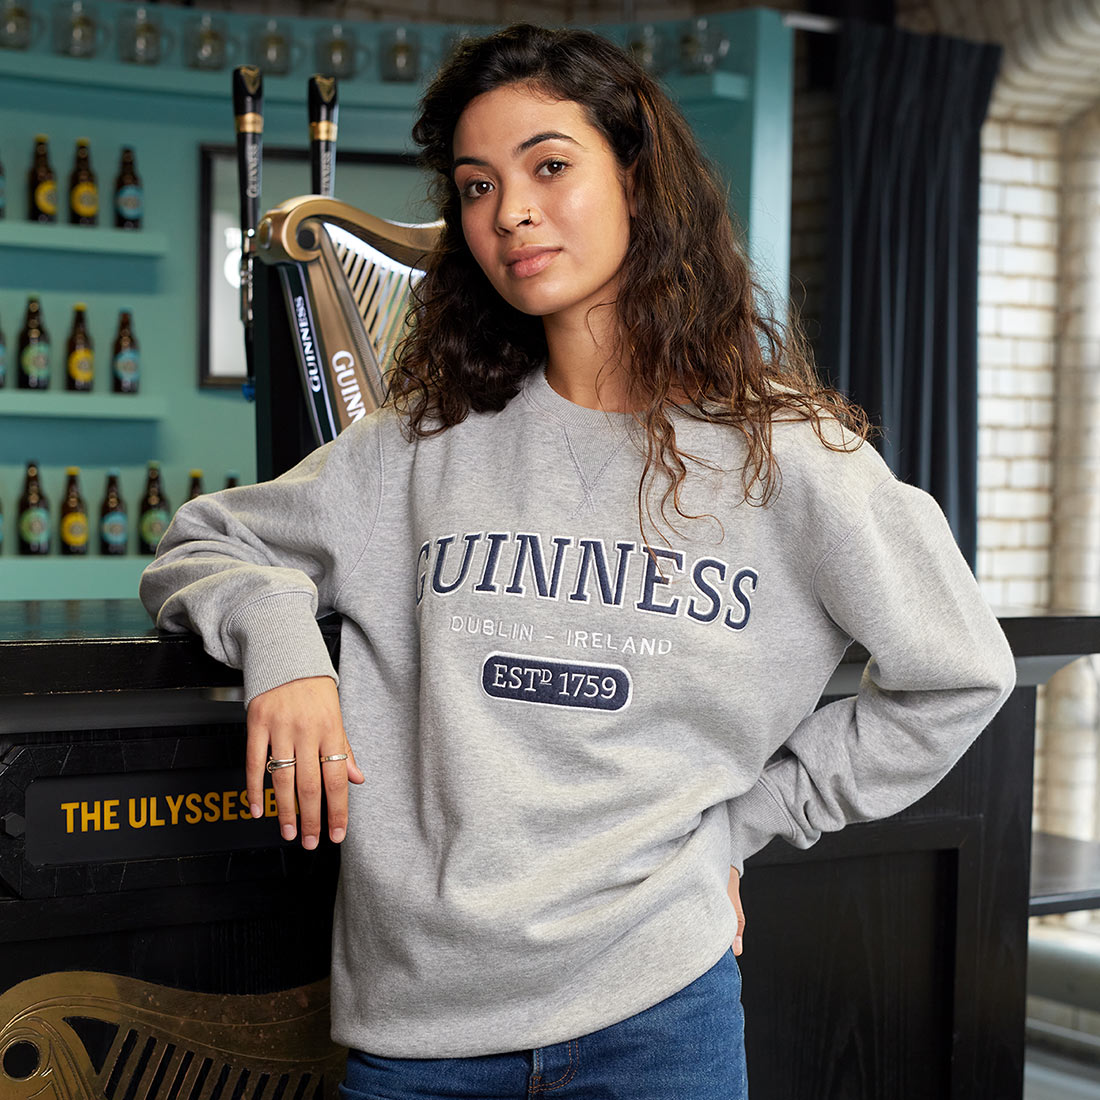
197, 144, 422, 389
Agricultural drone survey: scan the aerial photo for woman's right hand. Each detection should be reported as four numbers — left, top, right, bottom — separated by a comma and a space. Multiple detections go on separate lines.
245, 675, 365, 849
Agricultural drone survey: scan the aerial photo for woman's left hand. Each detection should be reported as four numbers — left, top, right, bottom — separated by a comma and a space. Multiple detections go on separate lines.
728, 867, 745, 956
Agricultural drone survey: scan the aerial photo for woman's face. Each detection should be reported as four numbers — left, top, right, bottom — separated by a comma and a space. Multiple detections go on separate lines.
452, 82, 634, 331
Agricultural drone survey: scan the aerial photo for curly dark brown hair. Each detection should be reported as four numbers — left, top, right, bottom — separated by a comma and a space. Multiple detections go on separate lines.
389, 23, 867, 529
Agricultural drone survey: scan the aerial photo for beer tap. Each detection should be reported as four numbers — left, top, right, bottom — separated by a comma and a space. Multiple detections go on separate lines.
232, 65, 263, 401
308, 74, 338, 198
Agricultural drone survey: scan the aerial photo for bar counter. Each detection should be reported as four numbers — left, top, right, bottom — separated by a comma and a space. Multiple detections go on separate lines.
0, 599, 1097, 1100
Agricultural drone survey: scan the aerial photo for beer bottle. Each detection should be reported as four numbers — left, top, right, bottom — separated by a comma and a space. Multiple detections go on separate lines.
99, 468, 127, 556
112, 310, 139, 393
59, 467, 89, 556
66, 303, 94, 392
17, 462, 50, 555
17, 296, 50, 390
27, 135, 57, 224
138, 460, 170, 554
225, 471, 240, 489
187, 469, 204, 501
114, 147, 143, 230
69, 138, 98, 226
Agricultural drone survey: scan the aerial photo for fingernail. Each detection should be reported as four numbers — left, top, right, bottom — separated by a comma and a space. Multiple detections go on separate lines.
303, 834, 318, 850
281, 824, 296, 841
331, 827, 345, 843
250, 803, 262, 819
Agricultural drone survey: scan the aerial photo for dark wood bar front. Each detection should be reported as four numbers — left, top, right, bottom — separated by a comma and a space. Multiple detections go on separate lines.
0, 601, 1096, 1100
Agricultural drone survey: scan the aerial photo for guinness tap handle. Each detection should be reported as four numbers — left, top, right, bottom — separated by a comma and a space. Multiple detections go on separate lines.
309, 74, 338, 198
233, 66, 263, 396
233, 66, 263, 246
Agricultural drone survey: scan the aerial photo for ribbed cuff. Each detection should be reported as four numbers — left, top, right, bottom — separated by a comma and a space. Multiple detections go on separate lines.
727, 776, 797, 876
227, 592, 338, 705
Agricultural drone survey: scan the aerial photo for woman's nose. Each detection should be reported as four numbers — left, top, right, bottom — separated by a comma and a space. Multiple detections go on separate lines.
496, 192, 541, 234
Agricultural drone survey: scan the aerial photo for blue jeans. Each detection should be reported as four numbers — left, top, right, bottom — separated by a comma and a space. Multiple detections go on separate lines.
339, 949, 748, 1100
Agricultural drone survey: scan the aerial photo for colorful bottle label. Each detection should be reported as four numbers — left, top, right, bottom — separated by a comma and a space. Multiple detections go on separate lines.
140, 507, 169, 549
114, 349, 140, 387
19, 507, 49, 550
70, 181, 98, 219
101, 509, 127, 550
60, 511, 89, 548
21, 342, 49, 384
116, 185, 143, 222
68, 347, 94, 385
34, 181, 57, 217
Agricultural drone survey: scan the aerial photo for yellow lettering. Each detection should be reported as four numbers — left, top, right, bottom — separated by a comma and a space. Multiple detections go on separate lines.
103, 799, 120, 831
61, 802, 79, 833
221, 789, 237, 822
203, 790, 220, 823
149, 796, 166, 827
184, 792, 203, 825
80, 801, 102, 832
265, 788, 278, 817
128, 797, 147, 829
165, 794, 185, 825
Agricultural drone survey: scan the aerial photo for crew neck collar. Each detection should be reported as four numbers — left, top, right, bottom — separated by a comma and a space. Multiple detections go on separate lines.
522, 368, 638, 432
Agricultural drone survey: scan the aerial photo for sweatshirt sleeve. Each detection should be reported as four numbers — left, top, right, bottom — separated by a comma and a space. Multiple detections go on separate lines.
727, 475, 1016, 875
139, 416, 384, 705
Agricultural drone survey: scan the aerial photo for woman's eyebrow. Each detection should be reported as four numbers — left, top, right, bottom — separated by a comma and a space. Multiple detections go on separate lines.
452, 131, 580, 173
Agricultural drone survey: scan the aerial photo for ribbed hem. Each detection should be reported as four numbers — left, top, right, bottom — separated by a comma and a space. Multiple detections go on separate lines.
226, 592, 338, 705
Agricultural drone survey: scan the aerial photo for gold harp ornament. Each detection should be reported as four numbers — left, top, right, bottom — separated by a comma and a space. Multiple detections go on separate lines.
254, 196, 443, 444
0, 971, 344, 1100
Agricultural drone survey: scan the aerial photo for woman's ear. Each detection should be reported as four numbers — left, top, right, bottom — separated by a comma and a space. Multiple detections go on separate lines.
625, 164, 638, 218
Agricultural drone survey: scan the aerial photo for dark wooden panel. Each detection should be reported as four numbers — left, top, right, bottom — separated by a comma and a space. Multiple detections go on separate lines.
740, 848, 953, 1100
742, 686, 1035, 1100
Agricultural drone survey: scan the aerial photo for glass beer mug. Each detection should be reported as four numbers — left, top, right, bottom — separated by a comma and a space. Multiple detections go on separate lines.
313, 23, 367, 79
117, 5, 173, 65
184, 13, 237, 71
249, 18, 301, 77
52, 0, 106, 58
379, 25, 421, 82
0, 0, 41, 50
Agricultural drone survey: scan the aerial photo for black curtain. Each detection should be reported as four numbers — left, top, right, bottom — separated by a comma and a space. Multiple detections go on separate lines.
820, 21, 1001, 568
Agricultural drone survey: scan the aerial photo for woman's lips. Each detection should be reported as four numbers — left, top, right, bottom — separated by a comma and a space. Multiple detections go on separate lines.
507, 249, 560, 278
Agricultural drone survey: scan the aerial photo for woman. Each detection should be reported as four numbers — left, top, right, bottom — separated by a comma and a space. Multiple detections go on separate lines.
141, 23, 1015, 1099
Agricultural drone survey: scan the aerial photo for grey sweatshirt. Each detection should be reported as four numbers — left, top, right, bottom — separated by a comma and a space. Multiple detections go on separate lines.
140, 369, 1016, 1058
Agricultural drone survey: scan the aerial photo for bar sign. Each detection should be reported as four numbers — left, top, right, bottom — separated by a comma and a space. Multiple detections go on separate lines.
24, 768, 285, 866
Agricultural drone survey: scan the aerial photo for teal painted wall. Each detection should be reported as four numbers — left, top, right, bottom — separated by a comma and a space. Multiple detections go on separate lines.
0, 4, 790, 599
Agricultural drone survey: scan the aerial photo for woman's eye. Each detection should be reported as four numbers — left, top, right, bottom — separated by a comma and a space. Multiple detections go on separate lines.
460, 179, 493, 200
537, 158, 569, 177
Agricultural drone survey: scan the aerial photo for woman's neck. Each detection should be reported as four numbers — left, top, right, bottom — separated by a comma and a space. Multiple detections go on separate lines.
543, 307, 633, 412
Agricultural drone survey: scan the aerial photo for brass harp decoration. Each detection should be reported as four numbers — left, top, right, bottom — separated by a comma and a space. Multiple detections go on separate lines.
0, 971, 344, 1099
236, 66, 443, 448
254, 198, 441, 444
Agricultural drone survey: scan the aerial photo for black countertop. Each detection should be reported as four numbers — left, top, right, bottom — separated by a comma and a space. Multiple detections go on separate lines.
0, 599, 1096, 697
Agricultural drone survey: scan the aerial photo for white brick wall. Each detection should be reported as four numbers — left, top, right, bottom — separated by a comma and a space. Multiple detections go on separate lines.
975, 119, 1058, 611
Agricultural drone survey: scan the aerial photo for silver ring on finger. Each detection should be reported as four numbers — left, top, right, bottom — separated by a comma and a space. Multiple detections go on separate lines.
320, 753, 349, 763
266, 756, 297, 773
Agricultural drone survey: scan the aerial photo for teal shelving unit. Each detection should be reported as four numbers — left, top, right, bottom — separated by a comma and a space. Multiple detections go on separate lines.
0, 2, 792, 601
0, 222, 169, 257
0, 556, 149, 601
